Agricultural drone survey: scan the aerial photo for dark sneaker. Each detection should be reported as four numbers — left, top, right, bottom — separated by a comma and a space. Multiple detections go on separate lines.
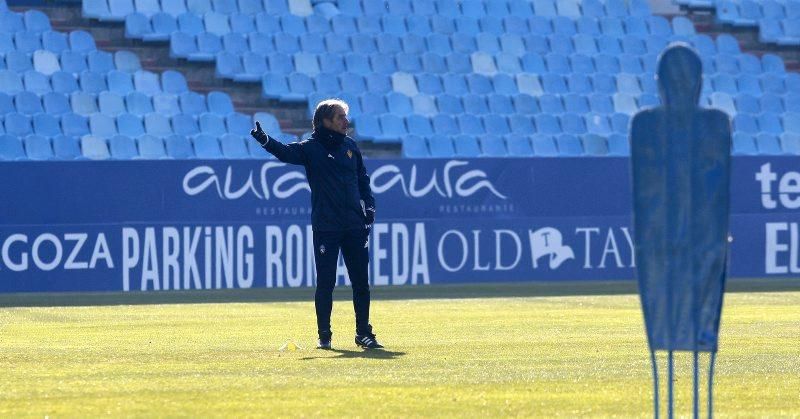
317, 330, 332, 350
355, 333, 383, 349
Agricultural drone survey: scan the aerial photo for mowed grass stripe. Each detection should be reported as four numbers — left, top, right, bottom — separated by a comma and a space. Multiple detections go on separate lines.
1, 291, 798, 417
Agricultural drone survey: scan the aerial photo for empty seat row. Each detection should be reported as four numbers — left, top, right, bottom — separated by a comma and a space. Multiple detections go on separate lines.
0, 10, 51, 34
351, 111, 631, 143
0, 131, 275, 160
0, 50, 142, 75
337, 0, 651, 19
0, 68, 191, 96
0, 110, 255, 138
401, 132, 630, 158
84, 0, 297, 21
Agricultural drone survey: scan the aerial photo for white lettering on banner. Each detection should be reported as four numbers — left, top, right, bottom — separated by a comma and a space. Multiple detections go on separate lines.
529, 228, 574, 269
495, 229, 522, 270
438, 230, 469, 272
391, 223, 409, 284
183, 161, 507, 201
575, 227, 635, 269
371, 160, 507, 199
63, 233, 88, 269
2, 234, 28, 271
756, 163, 800, 209
472, 230, 490, 271
373, 223, 389, 285
122, 226, 255, 292
765, 222, 788, 274
1, 233, 114, 274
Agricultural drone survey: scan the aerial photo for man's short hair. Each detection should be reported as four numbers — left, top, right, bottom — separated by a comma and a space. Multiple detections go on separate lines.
312, 99, 349, 131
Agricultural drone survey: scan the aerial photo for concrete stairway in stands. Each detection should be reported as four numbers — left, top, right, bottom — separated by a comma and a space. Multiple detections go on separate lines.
668, 5, 800, 72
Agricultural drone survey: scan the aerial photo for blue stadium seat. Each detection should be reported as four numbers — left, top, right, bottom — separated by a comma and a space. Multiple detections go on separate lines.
107, 70, 134, 95
379, 113, 407, 140
531, 134, 558, 156
396, 52, 422, 74
191, 32, 223, 61
153, 93, 181, 116
513, 94, 538, 114
24, 134, 53, 160
71, 92, 98, 116
125, 12, 151, 38
781, 133, 800, 154
406, 115, 433, 136
42, 92, 70, 115
144, 113, 172, 137
165, 134, 194, 158
32, 113, 59, 137
51, 71, 79, 94
268, 52, 295, 74
136, 135, 165, 158
488, 94, 514, 114
0, 134, 26, 160
32, 50, 60, 77
534, 114, 560, 135
607, 134, 629, 156
556, 134, 583, 156
541, 74, 567, 94
133, 70, 161, 95
147, 14, 177, 41
52, 134, 82, 159
436, 93, 464, 114
41, 30, 68, 53
226, 112, 251, 134
6, 51, 32, 73
732, 132, 757, 155
15, 30, 42, 53
60, 50, 88, 74
87, 50, 115, 74
427, 134, 455, 157
582, 134, 608, 156
445, 53, 471, 74
505, 134, 532, 156
22, 71, 50, 95
585, 113, 612, 135
457, 113, 485, 134
402, 134, 429, 158
90, 113, 117, 137
462, 94, 488, 115
219, 133, 249, 158
538, 94, 564, 113
353, 114, 380, 139
786, 112, 800, 134
81, 135, 110, 159
560, 113, 586, 135
758, 114, 784, 135
112, 51, 140, 73
215, 51, 243, 79
762, 54, 785, 73
172, 114, 199, 136
452, 135, 481, 157
207, 91, 234, 114
567, 73, 592, 94
508, 114, 534, 135
238, 52, 267, 82
611, 113, 630, 134
69, 30, 96, 53
107, 134, 138, 159
199, 112, 227, 136
360, 92, 388, 114
760, 94, 784, 114
412, 95, 437, 116
734, 114, 759, 134
117, 113, 145, 137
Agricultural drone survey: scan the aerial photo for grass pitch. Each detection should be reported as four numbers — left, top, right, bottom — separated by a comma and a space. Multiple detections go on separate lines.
0, 282, 798, 417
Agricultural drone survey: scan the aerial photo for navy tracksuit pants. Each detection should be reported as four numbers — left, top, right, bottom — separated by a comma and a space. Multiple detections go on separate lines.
313, 228, 371, 335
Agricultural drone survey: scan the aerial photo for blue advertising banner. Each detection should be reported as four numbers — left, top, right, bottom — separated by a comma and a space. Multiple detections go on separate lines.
0, 157, 797, 293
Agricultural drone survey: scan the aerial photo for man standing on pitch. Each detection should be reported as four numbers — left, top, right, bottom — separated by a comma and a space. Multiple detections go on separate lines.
250, 99, 383, 350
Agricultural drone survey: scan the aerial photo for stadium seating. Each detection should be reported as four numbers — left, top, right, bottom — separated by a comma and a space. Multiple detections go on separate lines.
0, 3, 289, 160
2, 0, 799, 158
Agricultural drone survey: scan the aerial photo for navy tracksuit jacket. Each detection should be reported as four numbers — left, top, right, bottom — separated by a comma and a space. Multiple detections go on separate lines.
261, 127, 375, 335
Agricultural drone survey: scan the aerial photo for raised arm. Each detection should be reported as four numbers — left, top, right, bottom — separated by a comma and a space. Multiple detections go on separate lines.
250, 121, 307, 165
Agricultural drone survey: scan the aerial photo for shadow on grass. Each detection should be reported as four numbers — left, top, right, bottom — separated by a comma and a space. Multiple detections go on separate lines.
300, 348, 406, 361
1, 278, 798, 308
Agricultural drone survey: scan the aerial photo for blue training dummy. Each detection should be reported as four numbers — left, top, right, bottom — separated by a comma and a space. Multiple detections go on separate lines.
630, 43, 732, 418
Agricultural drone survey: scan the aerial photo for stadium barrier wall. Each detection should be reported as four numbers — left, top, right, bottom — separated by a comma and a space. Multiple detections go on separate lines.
0, 157, 796, 293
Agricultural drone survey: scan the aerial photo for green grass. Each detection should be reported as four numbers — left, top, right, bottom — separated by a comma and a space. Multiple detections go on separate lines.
0, 283, 798, 417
